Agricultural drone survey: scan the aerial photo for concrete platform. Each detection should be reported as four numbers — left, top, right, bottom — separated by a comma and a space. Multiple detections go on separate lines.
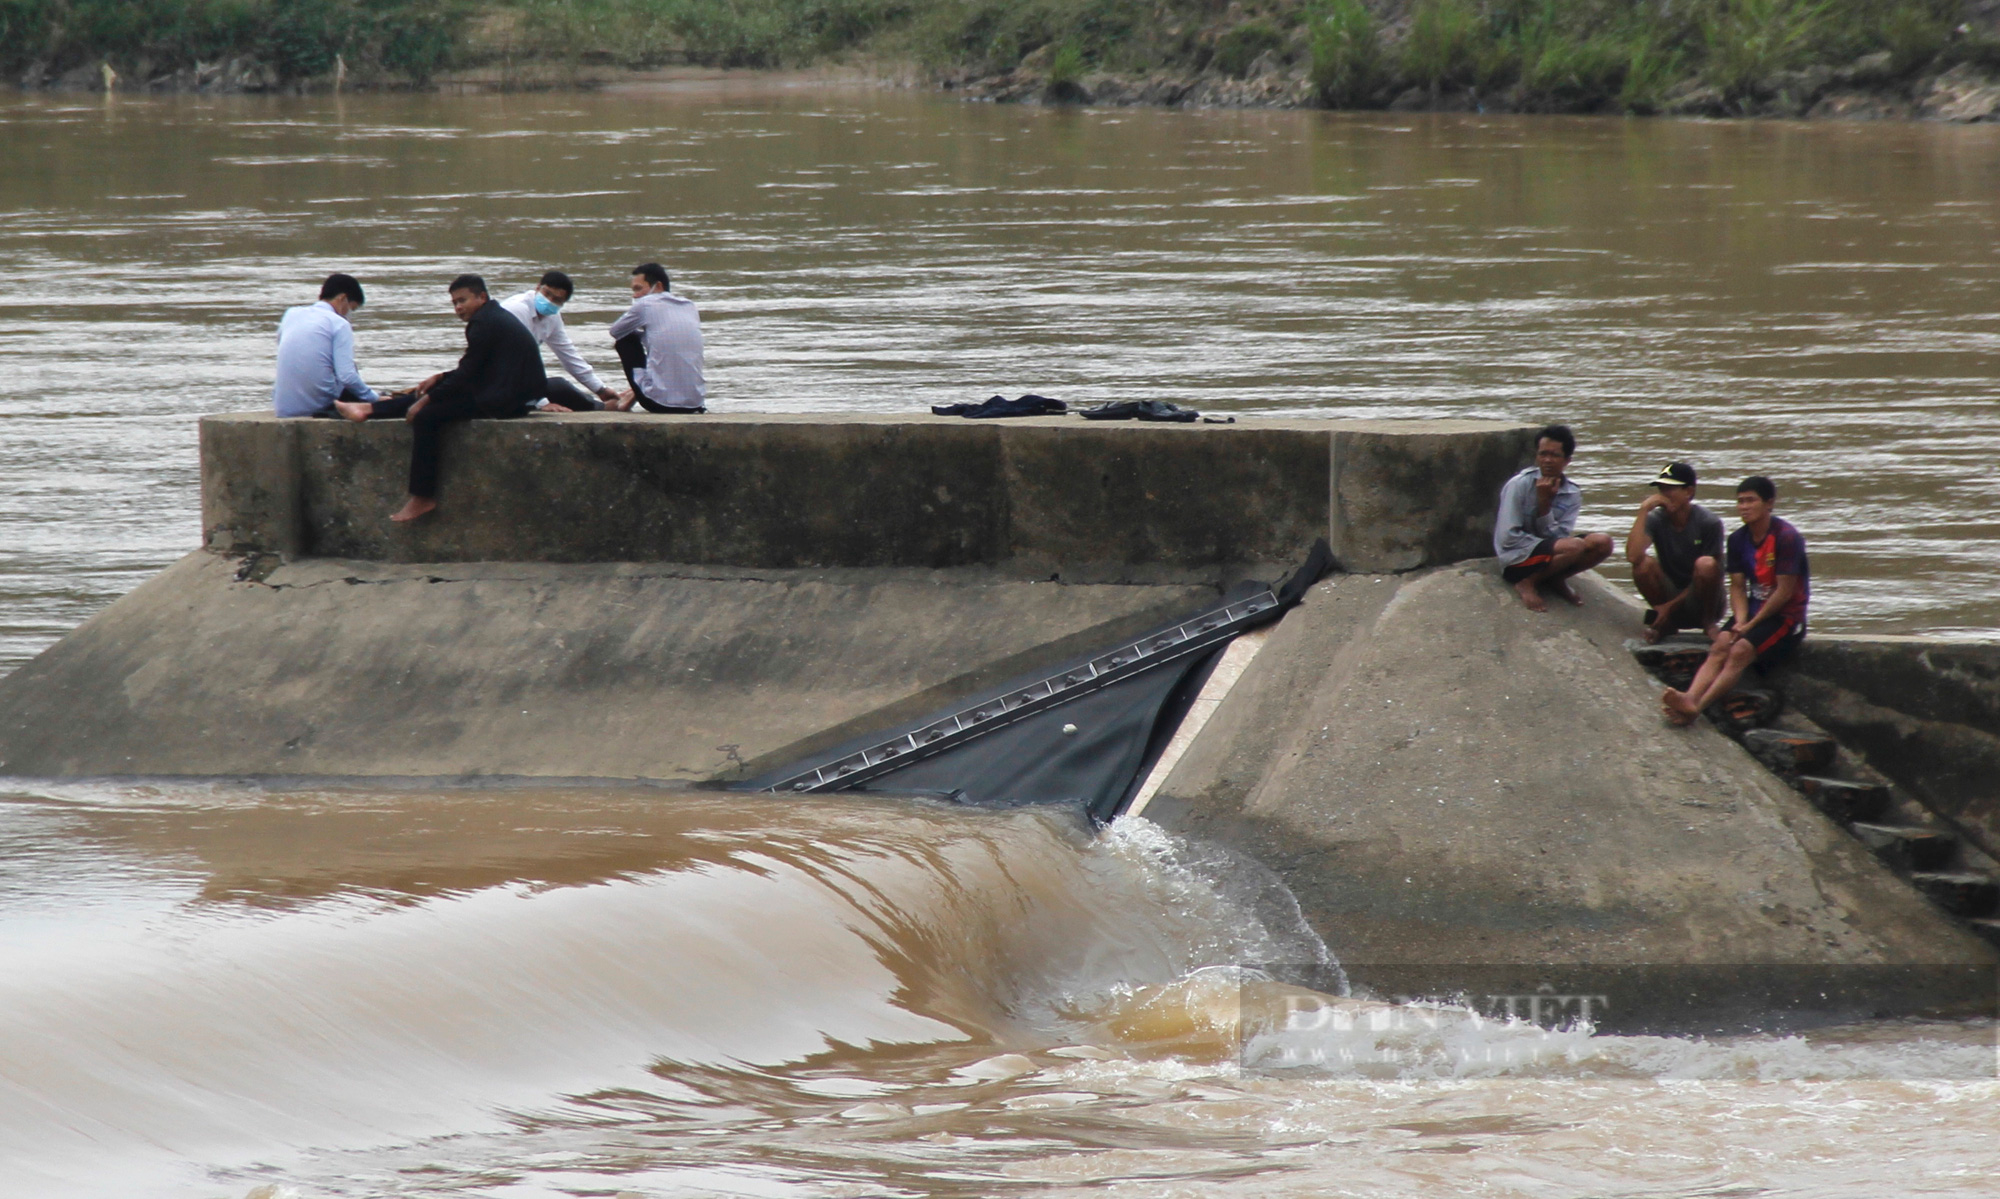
1143, 563, 1997, 991
200, 412, 1534, 575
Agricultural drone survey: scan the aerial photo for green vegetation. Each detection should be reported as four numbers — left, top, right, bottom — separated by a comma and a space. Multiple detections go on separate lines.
1301, 0, 1991, 111
1213, 19, 1286, 76
0, 0, 468, 82
2, 0, 1995, 115
1310, 0, 1390, 103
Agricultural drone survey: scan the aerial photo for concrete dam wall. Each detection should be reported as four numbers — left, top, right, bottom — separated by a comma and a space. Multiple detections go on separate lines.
0, 410, 1992, 1026
199, 412, 1526, 574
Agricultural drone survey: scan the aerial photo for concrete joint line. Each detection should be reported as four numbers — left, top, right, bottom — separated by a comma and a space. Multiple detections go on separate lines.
1124, 625, 1272, 820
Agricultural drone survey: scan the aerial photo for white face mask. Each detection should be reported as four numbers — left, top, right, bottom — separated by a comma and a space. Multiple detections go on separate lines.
532, 292, 560, 317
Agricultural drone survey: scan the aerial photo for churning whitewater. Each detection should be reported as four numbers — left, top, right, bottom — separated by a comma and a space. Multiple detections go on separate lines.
0, 781, 1992, 1198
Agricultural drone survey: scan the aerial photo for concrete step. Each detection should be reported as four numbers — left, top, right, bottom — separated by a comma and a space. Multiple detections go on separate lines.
1850, 822, 1958, 872
1626, 637, 1706, 689
1743, 729, 1839, 775
1792, 776, 1892, 824
1713, 688, 1781, 733
1966, 919, 2000, 950
1910, 872, 2000, 918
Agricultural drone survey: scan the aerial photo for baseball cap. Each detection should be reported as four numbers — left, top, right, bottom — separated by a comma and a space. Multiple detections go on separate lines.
1651, 461, 1697, 488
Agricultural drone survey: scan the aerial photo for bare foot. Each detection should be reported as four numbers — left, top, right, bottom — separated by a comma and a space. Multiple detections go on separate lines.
332, 399, 372, 423
606, 391, 635, 412
1549, 579, 1585, 607
403, 394, 432, 423
1662, 689, 1699, 727
1513, 578, 1548, 612
389, 496, 437, 523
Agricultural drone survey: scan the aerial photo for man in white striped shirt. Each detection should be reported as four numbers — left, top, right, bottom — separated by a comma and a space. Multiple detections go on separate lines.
498, 270, 623, 412
607, 262, 706, 413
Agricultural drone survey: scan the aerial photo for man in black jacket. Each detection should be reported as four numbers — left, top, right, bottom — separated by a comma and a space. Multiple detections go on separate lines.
338, 273, 546, 522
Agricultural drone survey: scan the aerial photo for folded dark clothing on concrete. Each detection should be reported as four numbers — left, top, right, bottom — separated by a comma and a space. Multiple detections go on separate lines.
931, 394, 1067, 418
1078, 400, 1200, 423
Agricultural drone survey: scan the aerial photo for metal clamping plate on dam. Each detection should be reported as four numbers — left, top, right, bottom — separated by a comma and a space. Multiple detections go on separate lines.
0, 410, 1992, 1026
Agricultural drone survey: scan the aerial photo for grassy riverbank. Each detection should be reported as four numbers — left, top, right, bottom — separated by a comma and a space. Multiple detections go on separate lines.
6, 0, 1999, 116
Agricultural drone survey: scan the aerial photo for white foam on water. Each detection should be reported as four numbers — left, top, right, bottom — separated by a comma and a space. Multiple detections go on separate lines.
1, 783, 1993, 1199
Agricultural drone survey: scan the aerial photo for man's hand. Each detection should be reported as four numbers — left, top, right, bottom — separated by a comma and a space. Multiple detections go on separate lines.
543, 403, 575, 414
596, 387, 620, 404
416, 373, 442, 395
1534, 472, 1560, 513
1638, 492, 1667, 513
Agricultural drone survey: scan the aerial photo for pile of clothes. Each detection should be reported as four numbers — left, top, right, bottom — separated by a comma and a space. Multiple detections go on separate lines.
930, 395, 1232, 423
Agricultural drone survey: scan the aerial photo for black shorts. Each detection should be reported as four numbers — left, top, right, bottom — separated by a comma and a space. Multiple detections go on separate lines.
1502, 538, 1560, 584
1736, 611, 1805, 669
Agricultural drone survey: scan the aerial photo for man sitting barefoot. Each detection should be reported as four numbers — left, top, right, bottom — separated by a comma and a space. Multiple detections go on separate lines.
334, 273, 545, 523
1663, 476, 1810, 726
1493, 423, 1614, 612
1627, 461, 1724, 643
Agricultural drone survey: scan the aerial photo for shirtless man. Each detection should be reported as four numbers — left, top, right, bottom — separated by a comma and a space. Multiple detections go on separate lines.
1493, 424, 1615, 611
1663, 476, 1810, 726
1627, 461, 1724, 643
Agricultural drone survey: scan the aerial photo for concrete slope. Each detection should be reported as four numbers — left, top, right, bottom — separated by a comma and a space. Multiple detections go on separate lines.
0, 552, 1214, 780
1145, 563, 1996, 973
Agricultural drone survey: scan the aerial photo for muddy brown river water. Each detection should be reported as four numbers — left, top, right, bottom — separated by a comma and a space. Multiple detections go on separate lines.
1, 86, 1998, 1197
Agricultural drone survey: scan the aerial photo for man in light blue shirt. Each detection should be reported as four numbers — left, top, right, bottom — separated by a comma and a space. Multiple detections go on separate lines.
272, 274, 381, 417
1493, 423, 1613, 611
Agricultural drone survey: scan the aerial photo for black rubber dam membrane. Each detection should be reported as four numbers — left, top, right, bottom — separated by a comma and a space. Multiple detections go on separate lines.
741, 541, 1333, 823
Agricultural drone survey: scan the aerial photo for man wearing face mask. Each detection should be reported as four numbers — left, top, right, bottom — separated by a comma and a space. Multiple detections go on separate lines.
499, 270, 621, 412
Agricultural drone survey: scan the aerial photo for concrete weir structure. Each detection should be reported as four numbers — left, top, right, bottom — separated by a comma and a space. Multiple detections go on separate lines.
0, 411, 1992, 1025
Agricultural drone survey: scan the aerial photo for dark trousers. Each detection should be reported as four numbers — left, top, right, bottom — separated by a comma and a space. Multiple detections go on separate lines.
543, 377, 603, 411
370, 384, 528, 498
614, 332, 704, 414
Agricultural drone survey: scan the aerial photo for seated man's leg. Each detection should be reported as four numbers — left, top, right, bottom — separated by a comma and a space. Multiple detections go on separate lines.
1684, 555, 1723, 634
611, 332, 648, 410
1509, 533, 1614, 609
1501, 538, 1559, 612
613, 332, 647, 382
393, 386, 479, 520
1662, 610, 1794, 725
1541, 532, 1614, 605
612, 332, 685, 413
1737, 610, 1804, 671
1662, 635, 1752, 725
336, 389, 420, 423
542, 377, 603, 412
1632, 555, 1683, 639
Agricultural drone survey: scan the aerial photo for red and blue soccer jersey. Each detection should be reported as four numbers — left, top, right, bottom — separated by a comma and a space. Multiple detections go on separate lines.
1726, 516, 1810, 633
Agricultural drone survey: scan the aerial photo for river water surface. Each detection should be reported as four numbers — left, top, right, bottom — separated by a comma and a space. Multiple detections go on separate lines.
2, 86, 1999, 1197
